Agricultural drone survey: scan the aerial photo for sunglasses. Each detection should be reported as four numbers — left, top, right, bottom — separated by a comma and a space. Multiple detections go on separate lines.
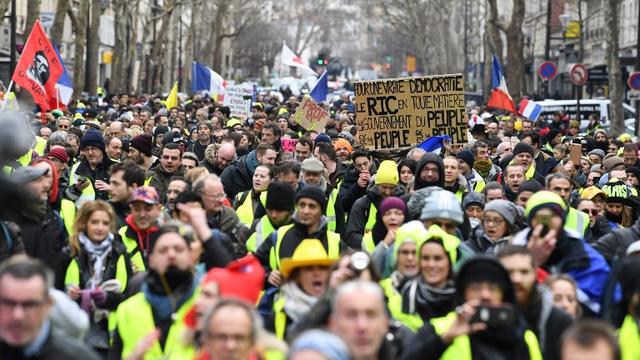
582, 209, 599, 216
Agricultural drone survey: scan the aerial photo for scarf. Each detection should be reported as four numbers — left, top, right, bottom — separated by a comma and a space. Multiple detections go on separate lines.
144, 272, 197, 322
281, 282, 318, 322
402, 278, 455, 320
78, 232, 114, 289
474, 159, 494, 179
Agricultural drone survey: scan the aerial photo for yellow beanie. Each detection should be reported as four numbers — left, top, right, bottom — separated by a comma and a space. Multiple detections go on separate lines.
375, 160, 399, 185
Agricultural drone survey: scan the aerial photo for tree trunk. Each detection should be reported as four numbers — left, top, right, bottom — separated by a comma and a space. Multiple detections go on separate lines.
50, 0, 70, 46
504, 0, 525, 99
0, 0, 10, 20
212, 1, 228, 72
69, 2, 88, 95
25, 0, 40, 34
604, 0, 624, 134
112, 0, 128, 94
85, 0, 101, 94
149, 0, 177, 93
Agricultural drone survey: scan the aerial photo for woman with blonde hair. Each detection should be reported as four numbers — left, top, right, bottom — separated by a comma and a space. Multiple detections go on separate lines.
55, 200, 133, 357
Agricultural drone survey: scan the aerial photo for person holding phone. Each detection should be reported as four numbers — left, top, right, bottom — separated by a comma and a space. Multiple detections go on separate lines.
511, 191, 613, 317
401, 257, 542, 360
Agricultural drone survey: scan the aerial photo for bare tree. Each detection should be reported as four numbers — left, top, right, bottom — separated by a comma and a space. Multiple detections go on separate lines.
85, 0, 103, 94
112, 0, 141, 94
604, 0, 624, 134
25, 0, 40, 34
50, 0, 70, 45
0, 0, 10, 20
68, 1, 88, 94
488, 0, 525, 99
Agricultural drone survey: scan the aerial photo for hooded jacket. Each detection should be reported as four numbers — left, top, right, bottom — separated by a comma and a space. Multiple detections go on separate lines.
220, 151, 259, 201
414, 153, 444, 190
345, 184, 405, 250
15, 201, 68, 271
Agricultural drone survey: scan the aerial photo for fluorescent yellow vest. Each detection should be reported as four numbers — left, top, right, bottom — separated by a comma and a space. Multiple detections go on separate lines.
118, 226, 146, 272
246, 215, 276, 253
235, 191, 268, 227
60, 199, 76, 236
116, 292, 196, 360
619, 314, 640, 360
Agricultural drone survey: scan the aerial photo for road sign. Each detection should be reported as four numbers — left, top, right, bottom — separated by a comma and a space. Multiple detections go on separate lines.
569, 64, 588, 86
628, 72, 640, 91
538, 61, 557, 80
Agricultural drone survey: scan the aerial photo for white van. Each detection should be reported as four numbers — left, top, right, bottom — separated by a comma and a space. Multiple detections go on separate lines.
536, 99, 636, 133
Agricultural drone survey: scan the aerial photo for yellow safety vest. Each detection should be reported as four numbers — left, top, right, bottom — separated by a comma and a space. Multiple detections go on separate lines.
34, 136, 46, 157
69, 162, 96, 209
118, 226, 146, 272
326, 187, 339, 232
360, 203, 378, 251
246, 215, 276, 253
273, 296, 288, 340
431, 312, 543, 360
64, 253, 129, 333
235, 191, 268, 227
472, 178, 486, 193
382, 278, 425, 332
116, 292, 196, 360
268, 223, 341, 270
564, 207, 589, 238
60, 199, 76, 236
362, 232, 376, 253
619, 314, 640, 360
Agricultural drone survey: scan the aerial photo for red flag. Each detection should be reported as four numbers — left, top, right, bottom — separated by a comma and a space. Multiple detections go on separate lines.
11, 20, 63, 111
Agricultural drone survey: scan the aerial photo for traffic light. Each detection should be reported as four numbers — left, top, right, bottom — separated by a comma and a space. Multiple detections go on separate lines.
316, 53, 329, 66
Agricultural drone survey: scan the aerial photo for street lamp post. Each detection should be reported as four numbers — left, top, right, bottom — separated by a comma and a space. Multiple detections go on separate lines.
9, 0, 16, 79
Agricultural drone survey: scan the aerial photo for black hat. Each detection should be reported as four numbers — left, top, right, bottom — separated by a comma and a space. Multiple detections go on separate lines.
513, 142, 535, 157
456, 149, 475, 169
455, 256, 515, 305
295, 186, 327, 212
163, 131, 184, 146
80, 129, 105, 151
517, 180, 543, 196
266, 182, 295, 211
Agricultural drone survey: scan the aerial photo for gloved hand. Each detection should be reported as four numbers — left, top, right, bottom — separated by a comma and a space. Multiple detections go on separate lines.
79, 290, 93, 314
90, 288, 107, 305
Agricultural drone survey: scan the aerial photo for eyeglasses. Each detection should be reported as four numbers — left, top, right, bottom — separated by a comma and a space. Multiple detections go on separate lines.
0, 297, 45, 312
484, 217, 505, 226
582, 209, 599, 216
202, 192, 225, 201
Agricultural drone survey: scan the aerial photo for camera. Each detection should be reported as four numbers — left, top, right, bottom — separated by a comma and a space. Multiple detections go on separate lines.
349, 252, 370, 275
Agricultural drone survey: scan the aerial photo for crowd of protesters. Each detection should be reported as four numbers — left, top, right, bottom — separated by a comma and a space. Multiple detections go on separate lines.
0, 90, 637, 360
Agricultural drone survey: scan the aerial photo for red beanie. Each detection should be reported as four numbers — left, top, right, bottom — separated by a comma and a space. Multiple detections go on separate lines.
47, 146, 69, 164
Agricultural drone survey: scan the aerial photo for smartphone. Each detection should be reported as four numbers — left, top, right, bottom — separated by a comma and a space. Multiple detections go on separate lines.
570, 143, 582, 166
470, 304, 516, 331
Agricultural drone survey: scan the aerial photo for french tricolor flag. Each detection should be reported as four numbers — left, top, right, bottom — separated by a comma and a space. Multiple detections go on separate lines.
518, 99, 542, 121
191, 62, 226, 101
49, 45, 73, 110
487, 54, 516, 113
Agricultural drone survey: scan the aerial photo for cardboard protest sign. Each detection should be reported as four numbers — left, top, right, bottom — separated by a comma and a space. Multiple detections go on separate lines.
223, 84, 253, 118
293, 97, 330, 132
354, 74, 467, 150
281, 138, 298, 153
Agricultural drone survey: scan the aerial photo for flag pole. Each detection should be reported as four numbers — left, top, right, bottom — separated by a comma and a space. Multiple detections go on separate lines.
56, 87, 60, 109
1, 80, 14, 111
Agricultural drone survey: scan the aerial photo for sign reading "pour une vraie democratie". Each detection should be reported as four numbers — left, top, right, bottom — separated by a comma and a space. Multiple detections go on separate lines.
354, 74, 467, 150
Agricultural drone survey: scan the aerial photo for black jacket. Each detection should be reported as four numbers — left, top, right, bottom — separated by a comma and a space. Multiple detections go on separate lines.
145, 164, 185, 204
0, 328, 100, 360
345, 184, 404, 250
0, 221, 25, 263
592, 216, 640, 263
338, 164, 377, 215
220, 154, 255, 201
14, 204, 68, 271
66, 157, 115, 201
207, 207, 250, 258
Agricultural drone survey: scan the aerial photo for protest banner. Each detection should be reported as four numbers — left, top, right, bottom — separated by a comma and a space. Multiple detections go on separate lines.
281, 138, 298, 153
293, 97, 330, 132
354, 74, 467, 150
223, 84, 253, 118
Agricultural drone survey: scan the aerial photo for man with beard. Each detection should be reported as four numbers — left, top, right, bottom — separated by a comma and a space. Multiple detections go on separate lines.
67, 130, 115, 204
246, 182, 295, 253
412, 153, 445, 191
593, 129, 610, 153
118, 187, 162, 272
128, 134, 156, 171
146, 143, 185, 204
498, 246, 573, 360
191, 122, 214, 162
109, 222, 231, 360
108, 161, 145, 228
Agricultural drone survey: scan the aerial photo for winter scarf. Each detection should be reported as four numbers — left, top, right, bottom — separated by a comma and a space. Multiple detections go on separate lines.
402, 278, 456, 319
78, 232, 114, 289
281, 282, 319, 322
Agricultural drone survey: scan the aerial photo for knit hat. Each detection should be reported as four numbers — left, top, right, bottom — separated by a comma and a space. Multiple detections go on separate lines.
131, 134, 153, 156
265, 182, 295, 211
296, 186, 327, 212
513, 142, 534, 157
484, 200, 519, 227
46, 146, 69, 164
601, 178, 630, 205
420, 190, 464, 224
375, 160, 399, 186
163, 130, 184, 146
379, 196, 406, 216
456, 256, 515, 305
289, 330, 350, 360
516, 180, 543, 196
314, 133, 332, 145
602, 156, 625, 172
154, 125, 169, 138
588, 149, 605, 160
525, 190, 567, 223
333, 138, 353, 154
80, 129, 105, 151
462, 191, 485, 209
627, 166, 640, 183
456, 149, 475, 169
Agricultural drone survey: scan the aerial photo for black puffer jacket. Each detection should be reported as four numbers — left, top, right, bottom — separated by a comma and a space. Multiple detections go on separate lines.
15, 204, 68, 271
592, 216, 640, 263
